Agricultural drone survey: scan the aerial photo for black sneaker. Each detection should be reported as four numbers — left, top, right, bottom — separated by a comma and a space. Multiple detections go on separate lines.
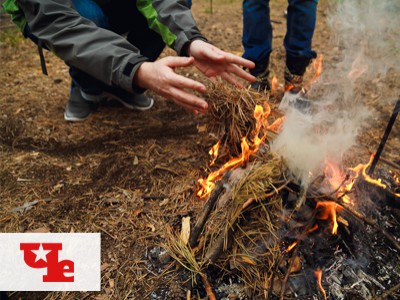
249, 60, 270, 92
280, 88, 311, 112
250, 74, 271, 92
64, 85, 95, 122
81, 88, 154, 111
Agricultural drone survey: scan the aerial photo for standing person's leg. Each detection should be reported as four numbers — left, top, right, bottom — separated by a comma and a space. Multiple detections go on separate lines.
242, 0, 272, 91
284, 0, 318, 91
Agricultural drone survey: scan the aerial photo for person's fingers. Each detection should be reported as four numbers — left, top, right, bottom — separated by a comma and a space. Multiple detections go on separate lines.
163, 56, 195, 68
166, 86, 208, 113
227, 64, 256, 82
220, 72, 244, 88
169, 73, 207, 93
199, 44, 225, 61
223, 52, 255, 69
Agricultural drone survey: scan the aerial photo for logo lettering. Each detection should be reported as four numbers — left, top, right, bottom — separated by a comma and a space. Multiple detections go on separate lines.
20, 243, 74, 282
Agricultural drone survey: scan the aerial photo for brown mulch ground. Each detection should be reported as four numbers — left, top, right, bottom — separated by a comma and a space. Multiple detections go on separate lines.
0, 0, 399, 299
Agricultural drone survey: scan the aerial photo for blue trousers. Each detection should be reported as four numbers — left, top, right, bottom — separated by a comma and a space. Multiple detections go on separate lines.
242, 0, 318, 76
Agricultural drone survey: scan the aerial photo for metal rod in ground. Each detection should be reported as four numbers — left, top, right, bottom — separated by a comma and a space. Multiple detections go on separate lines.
368, 96, 400, 176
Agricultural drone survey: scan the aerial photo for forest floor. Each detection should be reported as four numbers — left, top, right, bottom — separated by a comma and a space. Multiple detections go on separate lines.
0, 0, 399, 299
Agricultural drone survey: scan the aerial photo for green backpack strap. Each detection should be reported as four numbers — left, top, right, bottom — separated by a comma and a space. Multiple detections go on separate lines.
2, 0, 27, 32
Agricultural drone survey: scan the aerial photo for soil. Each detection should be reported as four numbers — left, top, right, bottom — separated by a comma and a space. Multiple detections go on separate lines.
0, 0, 399, 299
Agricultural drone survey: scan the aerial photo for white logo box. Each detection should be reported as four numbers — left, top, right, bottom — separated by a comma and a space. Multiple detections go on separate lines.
0, 233, 100, 291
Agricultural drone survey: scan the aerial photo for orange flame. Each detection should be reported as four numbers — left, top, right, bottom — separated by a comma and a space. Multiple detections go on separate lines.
209, 140, 221, 166
307, 224, 319, 234
316, 201, 343, 235
393, 172, 399, 185
324, 160, 355, 205
286, 241, 297, 253
324, 160, 345, 191
267, 116, 285, 134
271, 76, 279, 94
349, 154, 387, 189
315, 269, 327, 300
312, 55, 323, 81
197, 104, 271, 198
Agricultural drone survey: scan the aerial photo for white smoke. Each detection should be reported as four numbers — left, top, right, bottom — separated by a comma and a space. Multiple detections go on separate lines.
271, 0, 400, 186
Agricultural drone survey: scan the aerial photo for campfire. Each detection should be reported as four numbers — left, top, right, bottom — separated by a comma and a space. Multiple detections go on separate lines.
164, 79, 400, 299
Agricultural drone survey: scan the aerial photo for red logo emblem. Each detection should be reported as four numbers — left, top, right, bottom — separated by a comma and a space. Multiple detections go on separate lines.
20, 243, 74, 282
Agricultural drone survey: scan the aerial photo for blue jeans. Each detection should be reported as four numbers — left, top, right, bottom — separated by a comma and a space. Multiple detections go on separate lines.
242, 0, 318, 75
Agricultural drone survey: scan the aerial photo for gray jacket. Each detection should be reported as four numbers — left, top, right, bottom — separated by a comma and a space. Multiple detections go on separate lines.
15, 0, 206, 93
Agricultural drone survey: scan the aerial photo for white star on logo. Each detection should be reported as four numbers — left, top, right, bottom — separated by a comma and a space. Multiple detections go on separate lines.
32, 244, 51, 263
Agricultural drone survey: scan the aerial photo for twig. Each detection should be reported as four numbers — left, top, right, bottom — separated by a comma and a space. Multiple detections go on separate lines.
189, 171, 231, 247
295, 185, 308, 210
337, 199, 400, 252
375, 282, 400, 300
205, 182, 288, 264
380, 157, 400, 171
242, 182, 289, 209
279, 246, 299, 300
200, 273, 217, 300
203, 226, 234, 264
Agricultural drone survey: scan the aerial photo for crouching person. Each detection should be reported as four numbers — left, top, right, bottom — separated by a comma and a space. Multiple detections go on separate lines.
3, 0, 255, 121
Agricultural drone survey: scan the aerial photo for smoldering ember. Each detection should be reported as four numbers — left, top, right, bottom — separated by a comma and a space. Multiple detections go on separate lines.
0, 0, 399, 300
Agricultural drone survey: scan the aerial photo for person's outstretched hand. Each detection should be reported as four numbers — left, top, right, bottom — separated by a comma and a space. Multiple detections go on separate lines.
188, 40, 256, 87
133, 56, 208, 114
133, 41, 256, 114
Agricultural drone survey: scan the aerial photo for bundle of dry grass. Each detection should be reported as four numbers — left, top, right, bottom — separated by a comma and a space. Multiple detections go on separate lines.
165, 152, 288, 298
206, 81, 270, 156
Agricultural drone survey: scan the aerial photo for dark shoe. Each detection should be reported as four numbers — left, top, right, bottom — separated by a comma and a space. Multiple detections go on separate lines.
250, 70, 271, 92
64, 85, 95, 122
250, 75, 271, 92
284, 66, 304, 92
81, 89, 154, 111
280, 67, 310, 112
280, 88, 311, 112
249, 58, 270, 92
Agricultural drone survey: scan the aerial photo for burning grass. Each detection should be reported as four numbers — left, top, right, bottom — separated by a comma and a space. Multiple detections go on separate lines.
206, 81, 271, 156
165, 152, 287, 298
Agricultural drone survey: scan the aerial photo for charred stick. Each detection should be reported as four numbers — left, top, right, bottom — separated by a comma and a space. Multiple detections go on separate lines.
189, 171, 231, 248
203, 226, 235, 264
337, 200, 400, 252
380, 157, 400, 171
206, 183, 288, 264
267, 255, 284, 300
278, 211, 318, 299
242, 182, 289, 210
279, 246, 299, 300
376, 282, 400, 300
368, 96, 400, 176
295, 185, 308, 211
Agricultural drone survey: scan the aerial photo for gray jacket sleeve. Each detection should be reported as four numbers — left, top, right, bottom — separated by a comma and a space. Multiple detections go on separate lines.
17, 0, 149, 93
17, 0, 208, 94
